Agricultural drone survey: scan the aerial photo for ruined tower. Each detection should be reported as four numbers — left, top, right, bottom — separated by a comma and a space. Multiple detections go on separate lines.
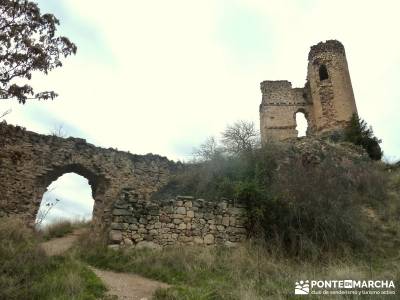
259, 40, 358, 143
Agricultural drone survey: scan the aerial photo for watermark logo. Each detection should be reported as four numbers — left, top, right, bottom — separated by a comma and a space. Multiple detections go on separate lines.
294, 280, 395, 296
295, 280, 310, 295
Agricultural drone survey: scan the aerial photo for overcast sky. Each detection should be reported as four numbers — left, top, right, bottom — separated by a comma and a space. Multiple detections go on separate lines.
2, 0, 399, 223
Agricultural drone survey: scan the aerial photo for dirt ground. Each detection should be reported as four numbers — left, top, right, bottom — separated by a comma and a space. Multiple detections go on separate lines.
40, 229, 169, 300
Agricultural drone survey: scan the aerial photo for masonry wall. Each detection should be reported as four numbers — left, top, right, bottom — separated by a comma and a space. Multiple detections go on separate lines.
0, 122, 177, 229
259, 80, 314, 142
307, 40, 358, 133
259, 40, 358, 143
109, 191, 247, 248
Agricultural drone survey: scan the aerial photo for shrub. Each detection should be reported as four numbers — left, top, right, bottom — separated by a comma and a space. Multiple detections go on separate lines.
247, 157, 388, 258
155, 140, 389, 258
40, 220, 74, 240
344, 113, 383, 160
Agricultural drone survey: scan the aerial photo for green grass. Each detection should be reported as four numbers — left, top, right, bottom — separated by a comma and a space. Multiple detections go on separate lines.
39, 219, 91, 240
75, 234, 400, 299
0, 217, 107, 300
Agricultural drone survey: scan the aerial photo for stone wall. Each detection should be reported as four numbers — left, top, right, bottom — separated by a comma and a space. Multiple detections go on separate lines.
0, 122, 178, 229
109, 191, 247, 248
259, 80, 315, 142
260, 40, 358, 143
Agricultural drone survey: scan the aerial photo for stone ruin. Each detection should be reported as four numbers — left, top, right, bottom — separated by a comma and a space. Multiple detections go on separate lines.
1, 39, 359, 247
259, 40, 358, 142
110, 192, 246, 248
0, 122, 247, 247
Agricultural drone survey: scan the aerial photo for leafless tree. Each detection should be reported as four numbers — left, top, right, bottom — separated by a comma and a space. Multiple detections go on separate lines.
35, 186, 60, 226
0, 108, 11, 119
192, 136, 223, 161
221, 120, 260, 155
50, 124, 68, 138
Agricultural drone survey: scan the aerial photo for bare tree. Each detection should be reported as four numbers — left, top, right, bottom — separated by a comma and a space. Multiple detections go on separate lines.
0, 108, 11, 119
192, 136, 223, 161
35, 186, 60, 226
50, 124, 68, 138
221, 120, 260, 155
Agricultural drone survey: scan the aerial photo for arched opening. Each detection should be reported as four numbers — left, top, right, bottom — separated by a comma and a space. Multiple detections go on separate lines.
35, 173, 95, 228
295, 111, 308, 137
319, 64, 329, 81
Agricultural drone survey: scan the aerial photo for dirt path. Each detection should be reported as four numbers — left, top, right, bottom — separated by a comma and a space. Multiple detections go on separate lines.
40, 229, 169, 300
40, 228, 87, 256
90, 267, 169, 300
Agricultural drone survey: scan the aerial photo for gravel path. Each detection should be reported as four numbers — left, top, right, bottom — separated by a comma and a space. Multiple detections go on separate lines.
40, 229, 169, 299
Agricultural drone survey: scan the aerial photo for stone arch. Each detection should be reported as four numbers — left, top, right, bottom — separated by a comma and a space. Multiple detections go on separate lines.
34, 163, 109, 225
38, 163, 104, 199
0, 122, 176, 231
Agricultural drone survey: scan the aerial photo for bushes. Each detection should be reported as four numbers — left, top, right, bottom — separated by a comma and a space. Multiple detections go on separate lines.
344, 113, 382, 160
0, 217, 105, 300
248, 157, 388, 258
155, 140, 389, 258
40, 220, 74, 240
38, 219, 91, 240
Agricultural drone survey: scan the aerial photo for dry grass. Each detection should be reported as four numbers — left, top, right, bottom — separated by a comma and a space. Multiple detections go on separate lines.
38, 219, 91, 240
75, 232, 400, 299
0, 217, 106, 300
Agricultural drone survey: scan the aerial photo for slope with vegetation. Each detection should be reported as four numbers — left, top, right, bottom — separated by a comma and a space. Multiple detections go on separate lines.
75, 119, 399, 299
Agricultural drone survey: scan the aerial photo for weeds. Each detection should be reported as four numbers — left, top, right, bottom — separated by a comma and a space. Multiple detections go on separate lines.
75, 233, 400, 299
0, 217, 105, 300
38, 219, 91, 240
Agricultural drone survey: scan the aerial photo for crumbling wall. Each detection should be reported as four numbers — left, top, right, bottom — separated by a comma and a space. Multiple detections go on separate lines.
0, 122, 176, 229
260, 40, 358, 143
259, 80, 314, 142
109, 191, 247, 248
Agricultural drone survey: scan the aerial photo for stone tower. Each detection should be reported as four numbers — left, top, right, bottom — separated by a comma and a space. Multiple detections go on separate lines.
259, 40, 358, 143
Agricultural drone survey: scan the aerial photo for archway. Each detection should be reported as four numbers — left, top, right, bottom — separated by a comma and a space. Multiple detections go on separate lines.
35, 173, 95, 228
295, 111, 308, 137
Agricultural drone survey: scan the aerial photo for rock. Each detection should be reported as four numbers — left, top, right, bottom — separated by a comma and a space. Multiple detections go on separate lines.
111, 222, 127, 230
204, 234, 214, 244
108, 245, 120, 251
178, 223, 186, 230
112, 209, 131, 216
135, 241, 161, 250
123, 238, 134, 245
173, 218, 183, 224
176, 207, 186, 214
194, 237, 204, 244
109, 230, 123, 243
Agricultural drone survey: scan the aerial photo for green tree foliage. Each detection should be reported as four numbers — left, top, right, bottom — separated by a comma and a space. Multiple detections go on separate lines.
0, 0, 77, 103
344, 113, 382, 160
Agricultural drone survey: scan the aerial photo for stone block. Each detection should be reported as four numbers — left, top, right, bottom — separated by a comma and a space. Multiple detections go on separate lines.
204, 234, 214, 244
176, 207, 186, 214
135, 241, 161, 250
112, 209, 131, 216
109, 230, 123, 243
